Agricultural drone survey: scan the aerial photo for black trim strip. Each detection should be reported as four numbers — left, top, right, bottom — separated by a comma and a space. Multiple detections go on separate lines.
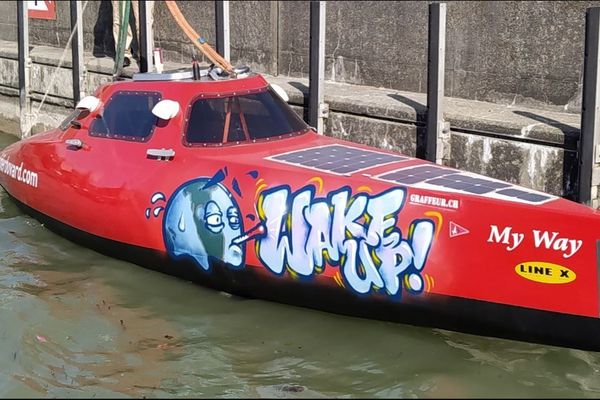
6, 192, 600, 351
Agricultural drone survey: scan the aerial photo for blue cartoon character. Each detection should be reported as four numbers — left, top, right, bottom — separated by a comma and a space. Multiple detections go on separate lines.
162, 177, 245, 270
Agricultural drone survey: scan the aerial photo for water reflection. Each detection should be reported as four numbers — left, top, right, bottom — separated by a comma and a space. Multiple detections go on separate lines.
1, 132, 600, 397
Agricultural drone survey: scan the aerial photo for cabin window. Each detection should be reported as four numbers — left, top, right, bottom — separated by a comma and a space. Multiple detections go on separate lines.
89, 91, 161, 142
185, 88, 308, 145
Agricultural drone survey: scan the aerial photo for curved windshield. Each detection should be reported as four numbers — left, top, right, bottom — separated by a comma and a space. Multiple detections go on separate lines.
185, 88, 308, 145
89, 91, 161, 142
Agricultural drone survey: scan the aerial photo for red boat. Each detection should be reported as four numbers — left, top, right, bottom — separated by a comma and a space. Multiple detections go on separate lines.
1, 67, 600, 351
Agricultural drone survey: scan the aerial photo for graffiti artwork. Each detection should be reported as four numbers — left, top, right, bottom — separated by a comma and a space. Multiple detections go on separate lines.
153, 171, 436, 300
256, 185, 435, 297
161, 177, 245, 270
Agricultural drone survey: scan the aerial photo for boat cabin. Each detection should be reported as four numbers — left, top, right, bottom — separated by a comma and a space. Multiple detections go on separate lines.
62, 66, 310, 150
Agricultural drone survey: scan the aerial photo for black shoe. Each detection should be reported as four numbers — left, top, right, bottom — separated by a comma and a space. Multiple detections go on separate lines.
123, 57, 131, 67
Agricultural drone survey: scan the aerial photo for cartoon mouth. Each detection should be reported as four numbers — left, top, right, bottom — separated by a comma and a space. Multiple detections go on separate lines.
232, 223, 266, 245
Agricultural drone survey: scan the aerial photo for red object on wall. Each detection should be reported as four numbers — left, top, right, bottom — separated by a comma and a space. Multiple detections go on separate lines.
27, 0, 56, 20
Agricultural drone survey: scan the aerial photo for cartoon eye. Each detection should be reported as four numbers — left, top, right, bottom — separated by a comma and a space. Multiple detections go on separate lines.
204, 201, 224, 233
228, 215, 240, 229
206, 214, 222, 226
227, 207, 240, 230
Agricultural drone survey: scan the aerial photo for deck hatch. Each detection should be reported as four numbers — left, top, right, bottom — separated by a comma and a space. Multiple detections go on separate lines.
266, 144, 408, 175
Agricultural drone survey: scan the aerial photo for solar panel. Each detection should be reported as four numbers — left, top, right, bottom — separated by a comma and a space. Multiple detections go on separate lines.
495, 188, 552, 202
267, 144, 408, 175
378, 165, 449, 184
375, 165, 556, 205
427, 174, 512, 194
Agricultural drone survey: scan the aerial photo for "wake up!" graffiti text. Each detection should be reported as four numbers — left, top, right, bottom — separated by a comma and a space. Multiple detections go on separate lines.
256, 185, 435, 298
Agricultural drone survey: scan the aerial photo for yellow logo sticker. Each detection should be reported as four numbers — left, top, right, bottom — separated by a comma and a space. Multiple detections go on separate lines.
515, 261, 576, 284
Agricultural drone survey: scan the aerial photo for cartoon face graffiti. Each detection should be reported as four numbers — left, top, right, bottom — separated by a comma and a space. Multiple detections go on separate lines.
155, 171, 435, 300
163, 178, 244, 270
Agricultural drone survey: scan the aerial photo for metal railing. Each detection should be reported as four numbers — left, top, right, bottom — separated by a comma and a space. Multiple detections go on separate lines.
17, 1, 30, 137
424, 2, 447, 164
577, 7, 600, 206
70, 0, 84, 105
215, 0, 230, 62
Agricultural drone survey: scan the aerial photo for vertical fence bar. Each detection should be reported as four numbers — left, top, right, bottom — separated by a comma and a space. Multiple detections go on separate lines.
269, 0, 279, 75
215, 1, 230, 61
424, 2, 447, 162
17, 1, 30, 138
309, 0, 326, 134
578, 7, 600, 206
139, 0, 154, 73
70, 0, 84, 105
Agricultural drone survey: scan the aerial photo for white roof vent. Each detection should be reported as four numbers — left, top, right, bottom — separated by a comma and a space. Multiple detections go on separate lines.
152, 99, 180, 120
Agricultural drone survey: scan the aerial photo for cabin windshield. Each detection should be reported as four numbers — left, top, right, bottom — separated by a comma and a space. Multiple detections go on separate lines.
185, 87, 308, 145
89, 91, 161, 142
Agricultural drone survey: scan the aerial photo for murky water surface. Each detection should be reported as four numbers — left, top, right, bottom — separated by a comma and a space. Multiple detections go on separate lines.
1, 132, 600, 398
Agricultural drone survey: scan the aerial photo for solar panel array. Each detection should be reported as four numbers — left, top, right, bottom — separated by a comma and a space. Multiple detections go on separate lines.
376, 165, 555, 204
267, 144, 408, 175
267, 146, 556, 205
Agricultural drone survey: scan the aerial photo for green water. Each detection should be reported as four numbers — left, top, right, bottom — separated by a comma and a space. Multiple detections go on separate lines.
1, 132, 600, 398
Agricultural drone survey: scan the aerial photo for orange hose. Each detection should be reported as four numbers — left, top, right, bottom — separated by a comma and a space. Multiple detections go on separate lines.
164, 1, 234, 74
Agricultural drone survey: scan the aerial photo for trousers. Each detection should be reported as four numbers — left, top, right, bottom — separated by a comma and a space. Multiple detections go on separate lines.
111, 0, 155, 59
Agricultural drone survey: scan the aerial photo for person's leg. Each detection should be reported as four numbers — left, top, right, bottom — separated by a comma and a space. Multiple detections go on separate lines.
123, 0, 134, 61
131, 0, 139, 35
112, 0, 133, 63
111, 0, 121, 58
93, 1, 111, 57
130, 0, 139, 62
104, 1, 116, 59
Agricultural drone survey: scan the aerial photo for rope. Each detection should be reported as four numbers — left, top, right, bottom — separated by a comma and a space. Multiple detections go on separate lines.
164, 1, 234, 74
26, 0, 90, 137
112, 0, 131, 78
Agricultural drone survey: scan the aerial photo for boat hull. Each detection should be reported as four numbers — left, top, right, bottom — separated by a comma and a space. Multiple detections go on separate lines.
8, 192, 600, 351
2, 75, 600, 350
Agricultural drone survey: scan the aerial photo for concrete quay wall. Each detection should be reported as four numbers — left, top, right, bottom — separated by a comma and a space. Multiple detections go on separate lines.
1, 1, 597, 112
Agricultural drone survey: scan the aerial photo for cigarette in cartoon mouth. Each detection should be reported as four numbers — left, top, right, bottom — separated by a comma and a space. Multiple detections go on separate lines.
232, 223, 266, 245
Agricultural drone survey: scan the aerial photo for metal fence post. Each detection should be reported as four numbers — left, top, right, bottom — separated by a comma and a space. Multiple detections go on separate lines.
309, 0, 327, 134
578, 7, 600, 206
269, 1, 279, 75
17, 1, 31, 138
70, 0, 85, 105
139, 0, 154, 73
424, 2, 447, 163
215, 1, 230, 61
